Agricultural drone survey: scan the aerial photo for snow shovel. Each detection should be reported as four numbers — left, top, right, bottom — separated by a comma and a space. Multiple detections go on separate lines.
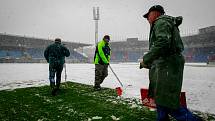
140, 88, 187, 109
108, 65, 123, 96
64, 63, 68, 88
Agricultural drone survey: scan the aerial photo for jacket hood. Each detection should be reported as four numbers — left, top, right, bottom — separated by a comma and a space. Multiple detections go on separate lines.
157, 15, 183, 27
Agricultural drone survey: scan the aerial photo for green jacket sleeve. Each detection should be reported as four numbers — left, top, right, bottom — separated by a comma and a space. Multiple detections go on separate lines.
98, 41, 109, 64
44, 46, 49, 62
143, 19, 172, 65
63, 46, 70, 57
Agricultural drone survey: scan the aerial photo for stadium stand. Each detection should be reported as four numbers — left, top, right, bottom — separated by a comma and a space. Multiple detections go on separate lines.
109, 26, 215, 63
1, 26, 215, 63
0, 50, 7, 58
0, 33, 91, 63
110, 38, 148, 62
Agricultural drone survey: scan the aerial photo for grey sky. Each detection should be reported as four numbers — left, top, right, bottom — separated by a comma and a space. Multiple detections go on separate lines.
0, 0, 215, 44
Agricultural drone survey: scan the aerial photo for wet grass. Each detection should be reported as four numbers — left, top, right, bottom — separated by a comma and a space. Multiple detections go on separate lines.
0, 82, 214, 121
0, 82, 156, 121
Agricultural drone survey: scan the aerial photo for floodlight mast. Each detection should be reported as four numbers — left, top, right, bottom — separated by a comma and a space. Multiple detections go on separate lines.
93, 7, 99, 46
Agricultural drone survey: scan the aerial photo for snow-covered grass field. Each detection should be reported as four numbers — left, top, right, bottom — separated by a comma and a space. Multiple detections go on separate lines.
0, 82, 157, 121
0, 63, 215, 114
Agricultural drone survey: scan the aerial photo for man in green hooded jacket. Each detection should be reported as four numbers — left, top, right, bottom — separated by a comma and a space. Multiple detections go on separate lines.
140, 5, 201, 121
44, 38, 70, 96
94, 35, 111, 90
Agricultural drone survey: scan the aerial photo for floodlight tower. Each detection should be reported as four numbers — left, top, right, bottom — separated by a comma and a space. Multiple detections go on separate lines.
93, 7, 100, 45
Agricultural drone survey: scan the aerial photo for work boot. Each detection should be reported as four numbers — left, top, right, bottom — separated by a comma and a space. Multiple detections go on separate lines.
50, 82, 55, 89
94, 85, 101, 91
50, 82, 56, 96
51, 88, 57, 96
56, 83, 61, 91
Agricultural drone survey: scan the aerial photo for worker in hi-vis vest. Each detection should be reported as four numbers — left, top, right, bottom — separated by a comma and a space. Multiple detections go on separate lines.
93, 35, 111, 91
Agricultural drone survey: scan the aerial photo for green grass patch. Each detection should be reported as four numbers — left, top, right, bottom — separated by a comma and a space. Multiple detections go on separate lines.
0, 82, 155, 121
0, 82, 214, 121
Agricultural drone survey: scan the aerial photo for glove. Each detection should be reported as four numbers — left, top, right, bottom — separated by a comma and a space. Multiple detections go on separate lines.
139, 61, 148, 69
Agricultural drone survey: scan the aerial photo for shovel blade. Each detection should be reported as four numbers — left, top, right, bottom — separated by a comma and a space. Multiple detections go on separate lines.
116, 87, 123, 96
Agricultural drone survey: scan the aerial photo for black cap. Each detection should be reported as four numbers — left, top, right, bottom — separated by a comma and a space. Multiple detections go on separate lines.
55, 38, 61, 43
103, 35, 110, 40
143, 5, 165, 18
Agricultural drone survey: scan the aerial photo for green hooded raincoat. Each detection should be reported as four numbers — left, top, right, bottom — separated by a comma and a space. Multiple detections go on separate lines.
44, 42, 70, 67
143, 15, 185, 109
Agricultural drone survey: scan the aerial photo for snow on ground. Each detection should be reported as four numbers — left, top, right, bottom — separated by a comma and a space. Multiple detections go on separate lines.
0, 63, 215, 114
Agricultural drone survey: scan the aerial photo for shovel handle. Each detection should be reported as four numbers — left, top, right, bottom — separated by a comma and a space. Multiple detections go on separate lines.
64, 63, 67, 82
109, 65, 123, 87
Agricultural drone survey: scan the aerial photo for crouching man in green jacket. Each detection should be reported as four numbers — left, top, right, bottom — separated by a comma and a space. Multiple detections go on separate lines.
93, 35, 111, 91
140, 5, 201, 121
44, 38, 70, 96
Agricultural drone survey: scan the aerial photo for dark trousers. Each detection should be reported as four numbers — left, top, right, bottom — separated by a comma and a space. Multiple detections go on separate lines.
157, 105, 200, 121
94, 64, 108, 87
49, 64, 63, 89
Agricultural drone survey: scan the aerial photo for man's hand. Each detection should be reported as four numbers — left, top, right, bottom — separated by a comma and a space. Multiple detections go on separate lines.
139, 61, 148, 69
